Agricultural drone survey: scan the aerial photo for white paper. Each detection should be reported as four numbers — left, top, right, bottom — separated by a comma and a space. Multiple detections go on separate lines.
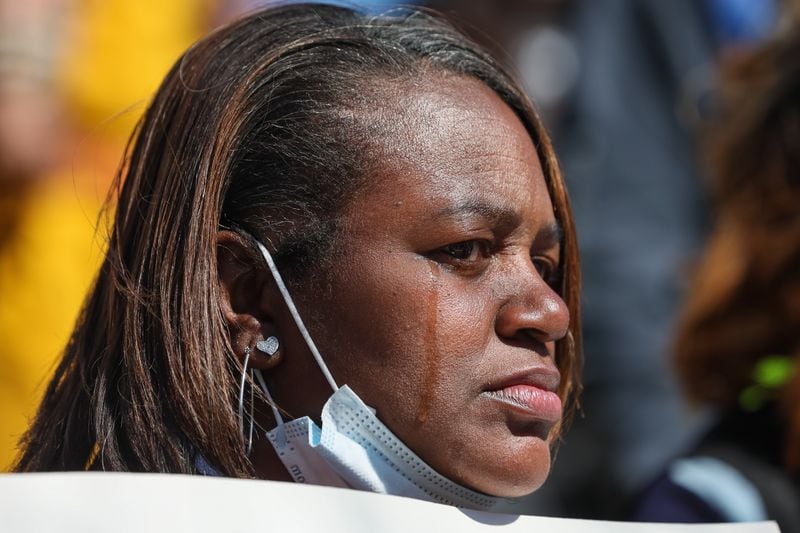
0, 472, 781, 532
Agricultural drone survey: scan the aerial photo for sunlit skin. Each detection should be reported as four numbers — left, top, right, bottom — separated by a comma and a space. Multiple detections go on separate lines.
218, 74, 570, 497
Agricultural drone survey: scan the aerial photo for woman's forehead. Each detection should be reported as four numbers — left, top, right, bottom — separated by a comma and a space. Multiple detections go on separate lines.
336, 83, 554, 242
387, 75, 532, 152
358, 75, 546, 200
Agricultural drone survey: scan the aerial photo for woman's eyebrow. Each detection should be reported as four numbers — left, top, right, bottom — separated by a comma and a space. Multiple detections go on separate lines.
534, 221, 564, 249
432, 202, 562, 246
432, 201, 521, 228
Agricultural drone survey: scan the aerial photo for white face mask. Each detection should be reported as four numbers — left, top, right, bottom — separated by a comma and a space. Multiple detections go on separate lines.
252, 240, 516, 511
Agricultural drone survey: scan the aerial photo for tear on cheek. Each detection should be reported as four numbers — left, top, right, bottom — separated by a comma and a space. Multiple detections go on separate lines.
416, 262, 442, 425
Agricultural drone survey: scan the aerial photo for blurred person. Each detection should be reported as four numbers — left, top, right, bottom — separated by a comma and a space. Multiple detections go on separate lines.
0, 0, 207, 469
14, 4, 583, 511
0, 0, 80, 471
0, 0, 68, 185
631, 10, 800, 531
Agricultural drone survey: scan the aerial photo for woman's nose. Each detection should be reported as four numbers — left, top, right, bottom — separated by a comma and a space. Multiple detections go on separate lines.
494, 265, 570, 346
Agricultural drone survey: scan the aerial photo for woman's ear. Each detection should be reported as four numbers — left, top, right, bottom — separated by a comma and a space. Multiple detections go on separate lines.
217, 230, 283, 370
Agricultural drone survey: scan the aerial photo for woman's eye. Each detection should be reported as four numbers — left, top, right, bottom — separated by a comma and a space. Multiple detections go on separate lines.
532, 256, 558, 285
439, 240, 488, 262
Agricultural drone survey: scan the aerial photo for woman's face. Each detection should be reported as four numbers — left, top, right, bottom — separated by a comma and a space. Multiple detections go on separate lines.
266, 75, 569, 497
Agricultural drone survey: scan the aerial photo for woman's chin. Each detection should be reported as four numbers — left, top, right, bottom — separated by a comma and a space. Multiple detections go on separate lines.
455, 442, 552, 498
487, 467, 550, 498
498, 469, 550, 498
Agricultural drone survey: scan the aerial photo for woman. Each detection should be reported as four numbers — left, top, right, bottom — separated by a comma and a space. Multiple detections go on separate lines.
14, 3, 581, 510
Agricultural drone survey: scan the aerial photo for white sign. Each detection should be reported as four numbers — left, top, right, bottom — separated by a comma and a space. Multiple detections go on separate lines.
0, 472, 780, 532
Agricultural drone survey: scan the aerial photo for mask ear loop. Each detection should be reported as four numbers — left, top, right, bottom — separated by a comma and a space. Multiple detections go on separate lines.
254, 368, 285, 427
253, 240, 339, 392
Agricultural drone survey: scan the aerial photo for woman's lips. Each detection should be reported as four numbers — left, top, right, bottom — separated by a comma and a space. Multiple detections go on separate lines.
483, 384, 563, 423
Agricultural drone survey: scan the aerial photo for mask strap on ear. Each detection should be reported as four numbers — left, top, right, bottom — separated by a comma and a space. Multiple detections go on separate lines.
254, 368, 285, 426
254, 240, 339, 392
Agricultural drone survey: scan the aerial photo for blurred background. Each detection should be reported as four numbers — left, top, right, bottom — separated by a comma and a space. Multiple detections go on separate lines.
0, 0, 793, 524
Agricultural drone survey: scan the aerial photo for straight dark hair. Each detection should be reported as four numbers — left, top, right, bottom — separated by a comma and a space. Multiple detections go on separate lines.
15, 3, 581, 475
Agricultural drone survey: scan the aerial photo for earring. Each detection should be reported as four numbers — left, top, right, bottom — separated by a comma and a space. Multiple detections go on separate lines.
256, 336, 280, 356
238, 347, 254, 454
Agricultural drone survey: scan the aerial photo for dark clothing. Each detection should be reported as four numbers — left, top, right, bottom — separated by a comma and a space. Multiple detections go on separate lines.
632, 407, 800, 533
632, 475, 725, 523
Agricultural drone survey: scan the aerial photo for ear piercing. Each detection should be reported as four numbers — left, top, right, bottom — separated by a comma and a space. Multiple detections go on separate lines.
256, 336, 280, 356
238, 338, 278, 454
